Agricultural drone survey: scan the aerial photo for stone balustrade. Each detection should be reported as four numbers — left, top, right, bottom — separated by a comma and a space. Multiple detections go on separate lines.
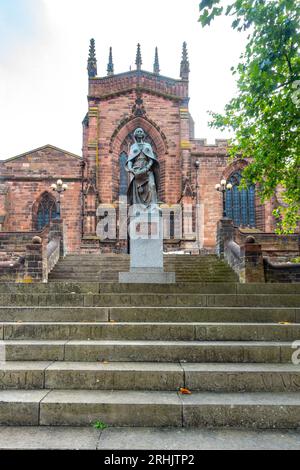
0, 219, 66, 283
217, 218, 300, 283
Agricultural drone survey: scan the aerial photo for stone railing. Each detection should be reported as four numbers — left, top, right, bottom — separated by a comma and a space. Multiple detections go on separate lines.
0, 219, 66, 283
217, 218, 300, 283
47, 239, 60, 274
224, 240, 241, 276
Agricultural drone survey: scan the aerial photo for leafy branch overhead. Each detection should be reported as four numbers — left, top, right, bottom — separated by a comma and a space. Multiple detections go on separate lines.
199, 0, 300, 233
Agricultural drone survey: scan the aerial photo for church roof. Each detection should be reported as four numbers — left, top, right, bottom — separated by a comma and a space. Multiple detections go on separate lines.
2, 145, 82, 163
91, 69, 182, 85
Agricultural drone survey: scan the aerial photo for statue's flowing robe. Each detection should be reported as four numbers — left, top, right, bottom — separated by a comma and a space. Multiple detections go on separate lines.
126, 142, 160, 207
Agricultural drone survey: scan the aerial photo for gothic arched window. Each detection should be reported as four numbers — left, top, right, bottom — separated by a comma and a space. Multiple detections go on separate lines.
35, 193, 59, 231
225, 172, 256, 227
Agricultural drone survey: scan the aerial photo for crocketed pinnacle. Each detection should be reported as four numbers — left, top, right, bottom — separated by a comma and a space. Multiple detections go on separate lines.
136, 43, 142, 71
180, 41, 190, 80
87, 38, 97, 78
153, 47, 160, 74
107, 47, 114, 76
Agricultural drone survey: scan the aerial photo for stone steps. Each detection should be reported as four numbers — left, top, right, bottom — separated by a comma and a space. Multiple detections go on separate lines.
48, 253, 238, 283
2, 322, 300, 341
1, 282, 299, 294
3, 426, 300, 450
1, 362, 300, 393
0, 293, 299, 307
51, 264, 236, 270
58, 256, 225, 262
1, 389, 300, 428
2, 339, 294, 363
0, 307, 298, 323
50, 275, 239, 283
0, 274, 300, 429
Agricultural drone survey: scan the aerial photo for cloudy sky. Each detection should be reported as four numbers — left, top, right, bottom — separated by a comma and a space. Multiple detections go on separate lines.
0, 0, 247, 159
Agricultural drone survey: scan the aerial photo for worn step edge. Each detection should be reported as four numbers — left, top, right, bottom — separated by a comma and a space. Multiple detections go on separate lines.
2, 322, 300, 342
0, 307, 298, 324
2, 340, 295, 363
1, 362, 300, 392
1, 389, 300, 428
0, 294, 299, 308
42, 390, 300, 428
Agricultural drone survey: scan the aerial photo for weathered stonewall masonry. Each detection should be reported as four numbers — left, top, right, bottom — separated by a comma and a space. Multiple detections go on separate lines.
0, 41, 281, 255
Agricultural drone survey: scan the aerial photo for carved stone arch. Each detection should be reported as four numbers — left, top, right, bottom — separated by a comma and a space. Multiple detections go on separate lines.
222, 159, 248, 181
32, 191, 58, 230
109, 116, 169, 156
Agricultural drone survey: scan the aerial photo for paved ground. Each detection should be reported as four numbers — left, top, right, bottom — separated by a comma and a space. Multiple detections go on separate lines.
0, 427, 300, 450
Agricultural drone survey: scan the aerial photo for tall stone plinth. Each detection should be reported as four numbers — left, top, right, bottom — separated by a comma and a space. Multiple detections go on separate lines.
119, 205, 175, 284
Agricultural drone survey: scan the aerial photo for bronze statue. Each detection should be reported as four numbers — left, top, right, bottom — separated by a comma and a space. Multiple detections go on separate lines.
126, 128, 159, 207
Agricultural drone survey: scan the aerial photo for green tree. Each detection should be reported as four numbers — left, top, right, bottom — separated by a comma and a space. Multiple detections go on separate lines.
199, 0, 300, 233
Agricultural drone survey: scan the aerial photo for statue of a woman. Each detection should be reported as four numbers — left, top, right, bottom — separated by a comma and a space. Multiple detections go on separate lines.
126, 128, 159, 207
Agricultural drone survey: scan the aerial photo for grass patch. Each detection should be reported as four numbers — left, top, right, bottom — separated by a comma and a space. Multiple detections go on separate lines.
93, 420, 108, 430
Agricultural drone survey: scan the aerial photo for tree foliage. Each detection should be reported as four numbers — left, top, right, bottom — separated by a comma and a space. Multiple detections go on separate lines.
199, 0, 300, 233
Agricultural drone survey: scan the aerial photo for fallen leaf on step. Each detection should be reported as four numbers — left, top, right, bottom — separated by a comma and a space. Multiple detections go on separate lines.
110, 320, 117, 324
279, 322, 291, 325
180, 388, 192, 395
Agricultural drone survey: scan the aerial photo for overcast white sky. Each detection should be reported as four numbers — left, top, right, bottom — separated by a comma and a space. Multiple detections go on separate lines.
0, 0, 247, 159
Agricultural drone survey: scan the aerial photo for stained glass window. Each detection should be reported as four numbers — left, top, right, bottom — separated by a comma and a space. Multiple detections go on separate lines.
36, 193, 59, 230
225, 172, 256, 227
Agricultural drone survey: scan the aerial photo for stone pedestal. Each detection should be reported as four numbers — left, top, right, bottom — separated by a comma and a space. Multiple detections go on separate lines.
119, 205, 175, 284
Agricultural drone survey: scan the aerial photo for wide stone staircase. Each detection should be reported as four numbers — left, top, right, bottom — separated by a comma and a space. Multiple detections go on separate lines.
0, 254, 300, 428
48, 254, 238, 283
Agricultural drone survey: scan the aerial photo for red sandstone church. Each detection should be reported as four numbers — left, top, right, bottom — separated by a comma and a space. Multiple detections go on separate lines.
0, 41, 277, 254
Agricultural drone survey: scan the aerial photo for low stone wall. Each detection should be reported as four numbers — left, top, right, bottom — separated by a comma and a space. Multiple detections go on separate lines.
264, 258, 300, 283
235, 229, 299, 258
224, 239, 265, 283
0, 219, 66, 283
0, 257, 26, 282
217, 219, 300, 283
0, 227, 48, 261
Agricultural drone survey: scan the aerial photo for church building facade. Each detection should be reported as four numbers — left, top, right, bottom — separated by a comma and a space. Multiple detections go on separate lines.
0, 40, 277, 254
